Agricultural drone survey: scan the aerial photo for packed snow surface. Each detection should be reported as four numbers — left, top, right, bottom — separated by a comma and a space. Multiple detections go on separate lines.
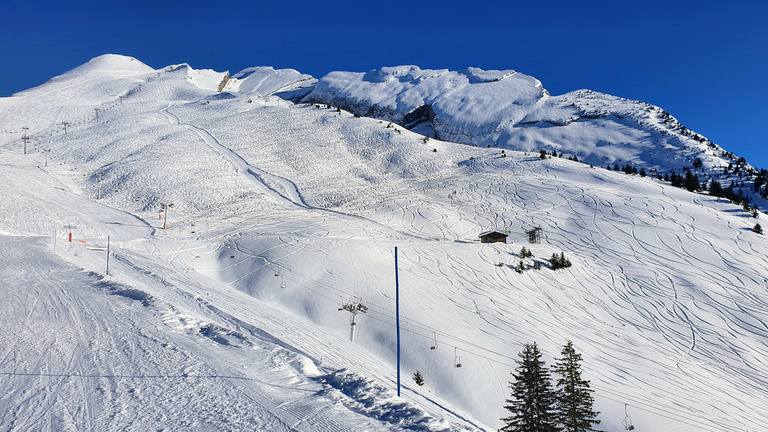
1, 54, 767, 431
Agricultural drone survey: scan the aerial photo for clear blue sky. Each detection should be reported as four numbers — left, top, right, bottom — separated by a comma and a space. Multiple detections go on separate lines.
2, 0, 766, 168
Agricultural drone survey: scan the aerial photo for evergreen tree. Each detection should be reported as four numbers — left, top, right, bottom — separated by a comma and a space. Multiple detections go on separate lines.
501, 343, 559, 432
553, 341, 601, 432
550, 253, 561, 269
709, 179, 723, 197
413, 370, 425, 386
692, 158, 703, 169
551, 252, 572, 270
670, 173, 683, 187
683, 170, 700, 191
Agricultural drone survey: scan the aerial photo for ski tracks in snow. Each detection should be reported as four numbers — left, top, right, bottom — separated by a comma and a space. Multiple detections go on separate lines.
159, 104, 308, 209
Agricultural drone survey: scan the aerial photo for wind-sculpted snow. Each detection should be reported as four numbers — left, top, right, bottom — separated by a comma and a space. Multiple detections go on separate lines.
1, 55, 767, 431
226, 66, 316, 96
303, 66, 547, 138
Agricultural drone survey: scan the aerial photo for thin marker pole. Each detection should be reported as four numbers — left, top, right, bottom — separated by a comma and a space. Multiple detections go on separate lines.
395, 246, 401, 397
106, 236, 110, 276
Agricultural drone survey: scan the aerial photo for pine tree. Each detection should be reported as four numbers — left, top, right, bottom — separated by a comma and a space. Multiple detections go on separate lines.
501, 343, 559, 432
683, 170, 700, 191
553, 341, 601, 432
709, 180, 723, 197
413, 370, 425, 386
550, 253, 561, 270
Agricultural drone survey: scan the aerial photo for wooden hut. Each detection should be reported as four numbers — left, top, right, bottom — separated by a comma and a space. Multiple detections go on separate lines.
479, 231, 508, 244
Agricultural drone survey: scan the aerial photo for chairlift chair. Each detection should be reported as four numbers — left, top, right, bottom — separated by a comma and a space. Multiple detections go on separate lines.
430, 332, 437, 350
622, 404, 635, 430
454, 347, 462, 368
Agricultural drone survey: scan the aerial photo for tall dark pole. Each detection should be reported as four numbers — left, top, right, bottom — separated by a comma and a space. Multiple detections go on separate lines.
395, 246, 401, 397
106, 235, 110, 276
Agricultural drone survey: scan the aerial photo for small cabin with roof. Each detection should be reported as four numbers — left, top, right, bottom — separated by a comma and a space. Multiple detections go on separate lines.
479, 231, 508, 244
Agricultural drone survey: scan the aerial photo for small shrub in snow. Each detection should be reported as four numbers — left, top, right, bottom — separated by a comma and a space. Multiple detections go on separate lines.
413, 370, 425, 386
550, 252, 572, 270
754, 224, 763, 235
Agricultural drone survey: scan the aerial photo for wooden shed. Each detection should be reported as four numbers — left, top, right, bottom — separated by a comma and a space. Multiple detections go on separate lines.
479, 231, 508, 244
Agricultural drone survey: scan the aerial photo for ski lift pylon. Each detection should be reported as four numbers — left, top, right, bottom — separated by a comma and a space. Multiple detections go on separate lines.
454, 347, 462, 368
622, 403, 635, 430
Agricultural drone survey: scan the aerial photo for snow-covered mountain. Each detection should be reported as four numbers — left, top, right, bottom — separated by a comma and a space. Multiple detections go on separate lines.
1, 54, 766, 431
299, 66, 767, 209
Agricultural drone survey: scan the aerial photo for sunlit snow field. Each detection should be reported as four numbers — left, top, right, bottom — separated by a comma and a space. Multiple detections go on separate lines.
1, 55, 766, 431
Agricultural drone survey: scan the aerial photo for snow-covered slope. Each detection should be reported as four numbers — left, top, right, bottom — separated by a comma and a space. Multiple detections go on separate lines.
300, 66, 766, 208
1, 55, 767, 432
224, 66, 316, 96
